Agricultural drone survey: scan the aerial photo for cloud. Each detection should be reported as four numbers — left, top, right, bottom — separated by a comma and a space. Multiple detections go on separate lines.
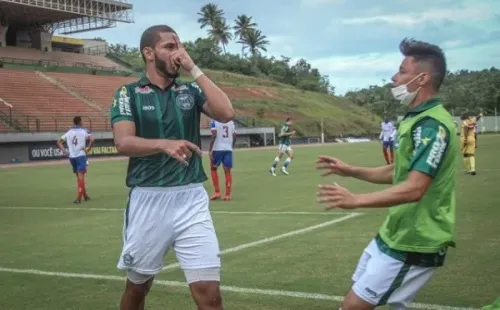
300, 0, 344, 7
341, 4, 496, 26
310, 40, 500, 94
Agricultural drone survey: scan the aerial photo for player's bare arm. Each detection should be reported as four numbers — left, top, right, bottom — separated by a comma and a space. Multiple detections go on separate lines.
56, 137, 68, 156
113, 120, 202, 165
85, 135, 95, 153
317, 166, 432, 210
232, 132, 237, 148
170, 34, 234, 123
317, 156, 393, 184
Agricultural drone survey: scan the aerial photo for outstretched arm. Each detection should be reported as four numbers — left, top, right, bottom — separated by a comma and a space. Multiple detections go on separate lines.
348, 164, 394, 184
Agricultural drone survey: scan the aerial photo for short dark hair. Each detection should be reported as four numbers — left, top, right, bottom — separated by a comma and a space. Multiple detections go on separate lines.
73, 116, 82, 125
286, 117, 292, 122
399, 38, 447, 91
140, 25, 177, 63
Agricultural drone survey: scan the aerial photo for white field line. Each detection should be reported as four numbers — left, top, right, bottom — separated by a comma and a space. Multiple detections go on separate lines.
0, 206, 353, 216
162, 212, 362, 271
0, 267, 478, 310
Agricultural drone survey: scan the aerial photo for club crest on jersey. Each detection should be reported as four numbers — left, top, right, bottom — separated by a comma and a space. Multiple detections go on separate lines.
134, 86, 153, 94
175, 93, 195, 110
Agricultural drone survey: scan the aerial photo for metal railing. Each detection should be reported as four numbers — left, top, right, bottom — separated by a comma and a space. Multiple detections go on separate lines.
0, 56, 126, 73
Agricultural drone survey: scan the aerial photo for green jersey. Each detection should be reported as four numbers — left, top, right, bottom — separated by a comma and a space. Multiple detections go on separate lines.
279, 125, 291, 145
377, 98, 457, 267
110, 76, 208, 188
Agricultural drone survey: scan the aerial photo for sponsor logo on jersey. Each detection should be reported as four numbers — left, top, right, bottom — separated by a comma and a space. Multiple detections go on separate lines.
173, 85, 188, 92
118, 86, 132, 116
142, 105, 155, 111
190, 82, 202, 94
175, 93, 195, 110
426, 128, 447, 169
134, 86, 154, 94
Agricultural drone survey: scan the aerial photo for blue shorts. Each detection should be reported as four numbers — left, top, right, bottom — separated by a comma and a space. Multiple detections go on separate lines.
382, 141, 394, 148
70, 155, 87, 173
211, 151, 233, 168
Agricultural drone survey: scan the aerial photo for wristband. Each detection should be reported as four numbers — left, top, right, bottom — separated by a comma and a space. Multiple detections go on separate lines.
190, 65, 204, 79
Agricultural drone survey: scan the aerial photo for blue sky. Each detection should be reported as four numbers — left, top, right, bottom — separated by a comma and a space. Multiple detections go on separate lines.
70, 0, 500, 95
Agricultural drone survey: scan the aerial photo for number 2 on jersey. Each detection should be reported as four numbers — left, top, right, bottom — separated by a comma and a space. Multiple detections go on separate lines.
222, 125, 229, 138
72, 136, 78, 146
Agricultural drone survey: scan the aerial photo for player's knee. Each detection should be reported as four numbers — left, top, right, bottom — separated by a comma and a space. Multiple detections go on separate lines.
341, 289, 376, 310
211, 166, 218, 172
223, 167, 231, 174
125, 271, 154, 298
189, 279, 222, 308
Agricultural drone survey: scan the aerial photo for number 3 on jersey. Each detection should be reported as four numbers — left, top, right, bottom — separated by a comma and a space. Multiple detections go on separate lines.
72, 136, 78, 146
222, 125, 229, 138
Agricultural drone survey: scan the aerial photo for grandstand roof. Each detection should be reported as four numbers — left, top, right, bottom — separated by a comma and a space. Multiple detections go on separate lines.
0, 0, 133, 28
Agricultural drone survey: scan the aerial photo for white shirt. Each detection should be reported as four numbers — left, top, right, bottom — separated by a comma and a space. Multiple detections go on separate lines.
211, 120, 236, 151
61, 127, 91, 158
379, 121, 396, 141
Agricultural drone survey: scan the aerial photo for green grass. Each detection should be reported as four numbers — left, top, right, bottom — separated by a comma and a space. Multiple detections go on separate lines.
1, 136, 499, 309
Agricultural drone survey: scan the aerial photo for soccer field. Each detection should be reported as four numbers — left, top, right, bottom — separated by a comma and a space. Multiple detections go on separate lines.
1, 136, 499, 310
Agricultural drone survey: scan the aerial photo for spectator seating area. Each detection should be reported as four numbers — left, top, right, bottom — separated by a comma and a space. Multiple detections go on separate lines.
0, 69, 212, 133
0, 46, 126, 70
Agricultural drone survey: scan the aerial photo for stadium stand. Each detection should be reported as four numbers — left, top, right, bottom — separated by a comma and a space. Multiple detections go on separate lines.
0, 0, 213, 132
0, 46, 127, 71
46, 71, 213, 128
0, 69, 107, 132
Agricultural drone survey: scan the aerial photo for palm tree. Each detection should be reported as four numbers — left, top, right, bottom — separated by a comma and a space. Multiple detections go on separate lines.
209, 19, 233, 54
233, 14, 257, 55
197, 3, 224, 30
238, 29, 270, 57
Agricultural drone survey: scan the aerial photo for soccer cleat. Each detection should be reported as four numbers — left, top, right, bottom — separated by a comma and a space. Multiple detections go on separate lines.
84, 196, 91, 201
269, 168, 276, 176
210, 193, 221, 200
470, 171, 477, 176
281, 167, 289, 175
73, 199, 81, 204
223, 195, 231, 201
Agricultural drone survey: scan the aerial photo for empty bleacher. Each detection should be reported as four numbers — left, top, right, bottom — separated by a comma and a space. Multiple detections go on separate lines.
0, 69, 108, 132
0, 46, 127, 71
48, 72, 212, 128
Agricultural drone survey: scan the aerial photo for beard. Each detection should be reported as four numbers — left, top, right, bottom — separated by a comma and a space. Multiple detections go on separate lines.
155, 54, 180, 79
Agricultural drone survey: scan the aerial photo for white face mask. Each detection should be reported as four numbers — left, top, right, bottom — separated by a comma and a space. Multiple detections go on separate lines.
391, 74, 423, 106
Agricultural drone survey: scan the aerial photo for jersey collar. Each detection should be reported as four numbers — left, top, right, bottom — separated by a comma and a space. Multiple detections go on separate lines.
407, 97, 441, 113
138, 75, 177, 90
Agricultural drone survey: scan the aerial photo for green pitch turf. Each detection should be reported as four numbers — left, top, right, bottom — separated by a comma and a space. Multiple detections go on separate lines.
0, 136, 499, 309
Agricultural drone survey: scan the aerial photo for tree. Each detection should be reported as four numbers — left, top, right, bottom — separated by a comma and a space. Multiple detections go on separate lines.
238, 29, 270, 57
233, 14, 257, 56
208, 18, 233, 54
197, 3, 225, 30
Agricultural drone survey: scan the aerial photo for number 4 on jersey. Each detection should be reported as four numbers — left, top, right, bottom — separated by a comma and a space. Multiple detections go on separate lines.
72, 136, 78, 146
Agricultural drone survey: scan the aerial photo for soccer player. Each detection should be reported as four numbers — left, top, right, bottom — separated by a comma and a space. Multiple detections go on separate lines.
460, 112, 481, 175
56, 116, 94, 204
209, 119, 236, 201
110, 25, 234, 310
316, 38, 457, 310
379, 117, 396, 164
269, 117, 295, 176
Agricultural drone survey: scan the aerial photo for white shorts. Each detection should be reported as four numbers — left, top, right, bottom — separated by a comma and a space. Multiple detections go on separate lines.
278, 144, 292, 153
351, 239, 436, 309
117, 183, 221, 276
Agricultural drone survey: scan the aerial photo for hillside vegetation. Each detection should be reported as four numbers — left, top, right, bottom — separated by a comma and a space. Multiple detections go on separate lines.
103, 3, 380, 136
187, 69, 381, 136
345, 68, 500, 118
